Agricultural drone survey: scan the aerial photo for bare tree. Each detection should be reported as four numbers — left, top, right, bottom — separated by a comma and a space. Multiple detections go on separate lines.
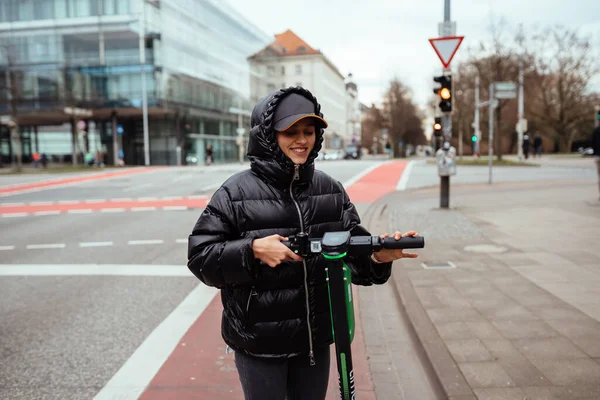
522, 26, 599, 152
468, 17, 521, 160
361, 104, 386, 154
382, 78, 425, 157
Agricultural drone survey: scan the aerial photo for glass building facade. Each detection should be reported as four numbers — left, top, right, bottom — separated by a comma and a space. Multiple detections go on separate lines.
0, 0, 270, 166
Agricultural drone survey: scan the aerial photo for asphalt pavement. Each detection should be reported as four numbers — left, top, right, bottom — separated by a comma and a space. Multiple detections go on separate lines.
2, 155, 598, 400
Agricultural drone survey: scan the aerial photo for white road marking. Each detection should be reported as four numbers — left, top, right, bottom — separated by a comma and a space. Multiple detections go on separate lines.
30, 201, 54, 205
58, 200, 79, 204
34, 211, 61, 216
0, 202, 25, 207
0, 245, 15, 250
138, 196, 158, 201
85, 199, 106, 203
2, 212, 28, 217
79, 241, 114, 247
163, 206, 187, 211
101, 208, 125, 213
68, 209, 93, 214
162, 196, 182, 200
111, 198, 133, 202
0, 264, 192, 276
175, 239, 188, 244
342, 161, 391, 188
132, 207, 157, 211
396, 160, 416, 191
26, 243, 66, 249
94, 283, 218, 400
128, 239, 164, 245
187, 195, 209, 199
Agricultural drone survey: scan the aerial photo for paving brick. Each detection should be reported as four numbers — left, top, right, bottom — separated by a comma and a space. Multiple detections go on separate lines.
527, 358, 600, 386
491, 319, 559, 339
476, 304, 538, 321
511, 337, 589, 360
458, 362, 516, 388
571, 338, 600, 358
528, 305, 591, 321
436, 321, 475, 340
481, 339, 551, 387
445, 339, 494, 363
556, 250, 600, 265
378, 178, 600, 400
464, 320, 504, 340
522, 385, 600, 400
472, 387, 526, 400
427, 306, 481, 323
543, 318, 600, 338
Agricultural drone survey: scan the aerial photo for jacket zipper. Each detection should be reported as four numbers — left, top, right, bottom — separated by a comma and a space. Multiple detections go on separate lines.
290, 164, 316, 367
244, 286, 256, 328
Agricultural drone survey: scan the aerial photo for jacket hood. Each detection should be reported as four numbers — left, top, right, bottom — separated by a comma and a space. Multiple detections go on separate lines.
247, 87, 324, 188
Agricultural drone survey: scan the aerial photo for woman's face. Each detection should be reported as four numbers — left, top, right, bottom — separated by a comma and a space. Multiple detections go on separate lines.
276, 119, 317, 165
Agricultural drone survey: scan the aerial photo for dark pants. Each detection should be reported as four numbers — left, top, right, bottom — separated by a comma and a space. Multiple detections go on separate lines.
234, 346, 331, 400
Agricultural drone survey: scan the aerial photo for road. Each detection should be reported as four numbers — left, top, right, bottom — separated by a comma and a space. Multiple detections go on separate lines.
1, 156, 596, 400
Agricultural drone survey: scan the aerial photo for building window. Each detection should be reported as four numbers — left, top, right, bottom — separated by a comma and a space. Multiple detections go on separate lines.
281, 66, 285, 75
297, 46, 306, 53
267, 66, 275, 76
295, 65, 302, 75
267, 83, 276, 92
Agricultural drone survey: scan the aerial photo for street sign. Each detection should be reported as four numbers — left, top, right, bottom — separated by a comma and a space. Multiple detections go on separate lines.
429, 36, 464, 69
438, 21, 456, 37
493, 82, 517, 99
515, 119, 528, 132
64, 107, 93, 117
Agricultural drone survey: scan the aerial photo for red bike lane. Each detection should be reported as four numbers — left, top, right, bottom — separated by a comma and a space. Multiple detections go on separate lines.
0, 167, 160, 197
137, 160, 409, 400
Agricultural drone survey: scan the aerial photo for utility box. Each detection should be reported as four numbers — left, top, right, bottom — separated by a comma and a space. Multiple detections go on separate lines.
436, 142, 457, 177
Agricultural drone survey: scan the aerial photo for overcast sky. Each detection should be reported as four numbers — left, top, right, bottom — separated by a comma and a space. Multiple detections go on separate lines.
225, 0, 599, 110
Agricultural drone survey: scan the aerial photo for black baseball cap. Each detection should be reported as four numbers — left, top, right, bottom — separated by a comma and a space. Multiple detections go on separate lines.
273, 93, 328, 132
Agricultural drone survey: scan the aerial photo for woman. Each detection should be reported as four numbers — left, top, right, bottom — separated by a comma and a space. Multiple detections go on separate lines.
187, 87, 419, 400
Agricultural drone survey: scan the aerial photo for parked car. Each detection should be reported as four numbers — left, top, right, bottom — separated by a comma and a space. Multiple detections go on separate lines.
578, 147, 595, 157
343, 144, 361, 160
324, 149, 345, 161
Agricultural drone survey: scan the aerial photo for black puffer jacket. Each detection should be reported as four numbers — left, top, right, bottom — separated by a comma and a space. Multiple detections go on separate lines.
187, 87, 392, 363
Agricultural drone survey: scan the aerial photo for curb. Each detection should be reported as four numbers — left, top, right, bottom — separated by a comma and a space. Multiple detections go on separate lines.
362, 199, 450, 400
365, 192, 473, 400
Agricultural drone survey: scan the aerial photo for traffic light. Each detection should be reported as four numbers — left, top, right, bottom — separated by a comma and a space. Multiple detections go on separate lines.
433, 117, 443, 137
433, 75, 452, 113
471, 135, 477, 142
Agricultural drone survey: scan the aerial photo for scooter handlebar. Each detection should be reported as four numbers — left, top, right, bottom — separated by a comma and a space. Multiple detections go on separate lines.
379, 236, 424, 249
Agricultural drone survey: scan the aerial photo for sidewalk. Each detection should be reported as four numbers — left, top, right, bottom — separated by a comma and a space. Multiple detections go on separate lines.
372, 178, 600, 399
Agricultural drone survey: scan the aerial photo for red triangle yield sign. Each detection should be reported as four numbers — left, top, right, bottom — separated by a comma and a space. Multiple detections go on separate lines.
429, 36, 464, 69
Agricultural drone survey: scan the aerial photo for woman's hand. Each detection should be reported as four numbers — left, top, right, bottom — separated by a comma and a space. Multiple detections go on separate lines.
252, 234, 303, 268
372, 231, 419, 263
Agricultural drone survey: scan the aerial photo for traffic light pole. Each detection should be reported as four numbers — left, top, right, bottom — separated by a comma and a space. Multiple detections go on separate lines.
440, 0, 451, 209
474, 76, 480, 156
